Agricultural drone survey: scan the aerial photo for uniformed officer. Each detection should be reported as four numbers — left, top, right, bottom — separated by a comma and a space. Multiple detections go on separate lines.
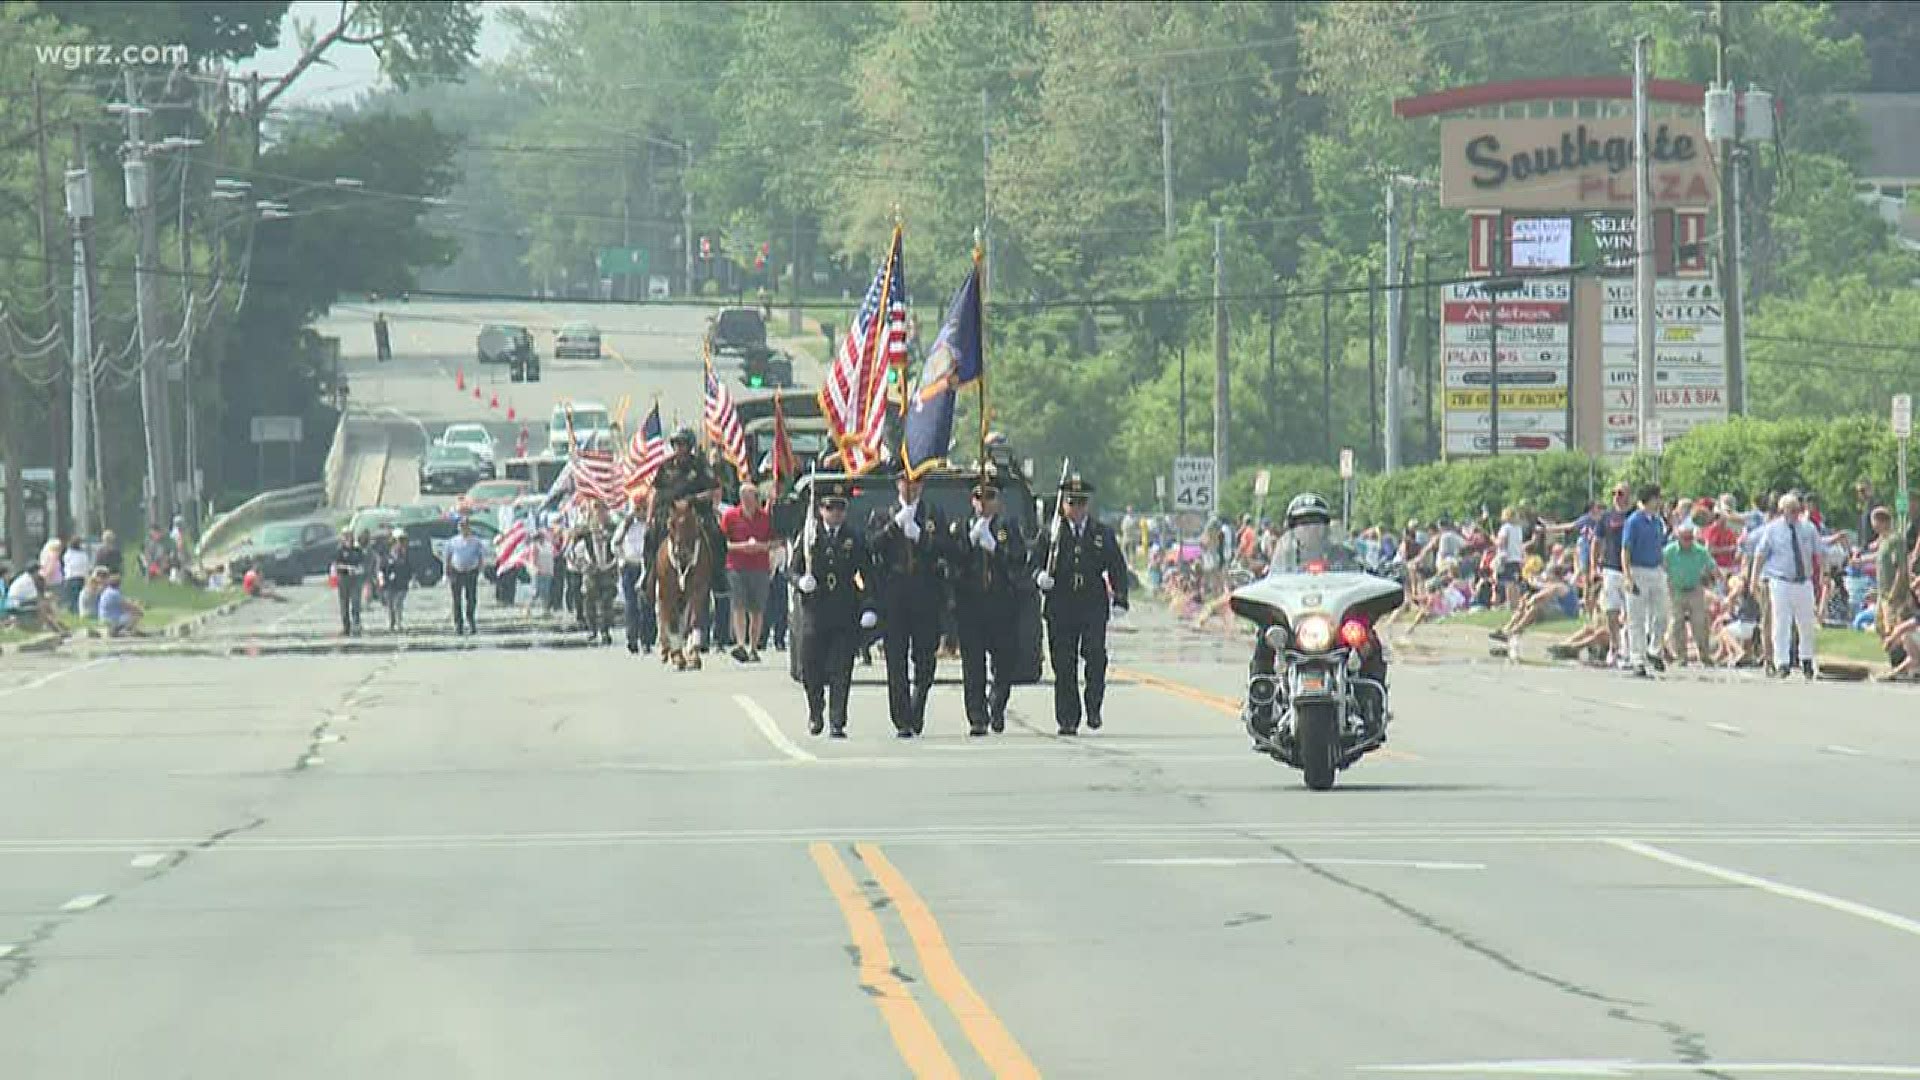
1033, 474, 1129, 735
949, 472, 1027, 736
576, 502, 619, 645
867, 461, 953, 738
791, 479, 877, 738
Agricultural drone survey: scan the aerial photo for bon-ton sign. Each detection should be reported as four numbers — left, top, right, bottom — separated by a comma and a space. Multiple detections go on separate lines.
1600, 278, 1729, 454
1440, 117, 1716, 211
1440, 281, 1570, 456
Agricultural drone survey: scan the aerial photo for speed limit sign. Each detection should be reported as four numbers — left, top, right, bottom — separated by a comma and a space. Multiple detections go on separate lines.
1171, 456, 1215, 513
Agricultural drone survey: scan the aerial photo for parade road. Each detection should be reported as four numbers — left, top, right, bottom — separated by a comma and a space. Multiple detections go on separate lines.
3, 608, 1919, 1079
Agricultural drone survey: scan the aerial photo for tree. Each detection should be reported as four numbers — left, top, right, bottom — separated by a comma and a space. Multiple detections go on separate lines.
251, 1, 482, 122
36, 1, 289, 62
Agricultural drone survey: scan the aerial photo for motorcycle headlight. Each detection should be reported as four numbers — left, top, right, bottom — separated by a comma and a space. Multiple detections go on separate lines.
1262, 624, 1290, 651
1294, 613, 1335, 653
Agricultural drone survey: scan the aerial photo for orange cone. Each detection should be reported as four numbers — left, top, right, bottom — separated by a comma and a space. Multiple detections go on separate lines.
473, 385, 482, 400
456, 367, 465, 390
506, 402, 516, 421
489, 393, 499, 409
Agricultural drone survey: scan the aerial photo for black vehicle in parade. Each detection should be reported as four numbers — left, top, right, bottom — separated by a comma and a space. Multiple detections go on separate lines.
225, 519, 338, 586
477, 323, 540, 382
773, 456, 1047, 688
419, 445, 488, 495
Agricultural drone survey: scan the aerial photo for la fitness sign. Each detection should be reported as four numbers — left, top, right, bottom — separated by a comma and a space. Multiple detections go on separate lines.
1440, 116, 1716, 210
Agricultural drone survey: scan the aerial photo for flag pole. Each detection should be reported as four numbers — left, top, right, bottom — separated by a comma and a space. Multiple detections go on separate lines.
973, 227, 988, 481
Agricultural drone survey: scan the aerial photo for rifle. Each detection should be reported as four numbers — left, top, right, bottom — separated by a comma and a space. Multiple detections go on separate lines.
1045, 458, 1072, 577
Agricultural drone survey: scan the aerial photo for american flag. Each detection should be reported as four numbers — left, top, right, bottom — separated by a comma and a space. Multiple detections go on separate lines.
822, 225, 907, 474
570, 448, 621, 508
704, 360, 749, 480
623, 403, 669, 499
493, 516, 534, 573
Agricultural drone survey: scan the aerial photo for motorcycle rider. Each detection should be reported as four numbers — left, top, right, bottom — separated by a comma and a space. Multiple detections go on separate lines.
1245, 492, 1390, 744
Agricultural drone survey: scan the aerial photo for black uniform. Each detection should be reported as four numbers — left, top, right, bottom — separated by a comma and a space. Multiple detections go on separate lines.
868, 497, 952, 736
1034, 503, 1129, 734
949, 507, 1027, 735
791, 513, 873, 736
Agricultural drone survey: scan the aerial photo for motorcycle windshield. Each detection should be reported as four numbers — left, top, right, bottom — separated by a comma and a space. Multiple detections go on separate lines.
1267, 523, 1365, 575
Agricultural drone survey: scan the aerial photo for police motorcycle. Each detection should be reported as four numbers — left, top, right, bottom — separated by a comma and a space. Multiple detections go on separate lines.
1229, 494, 1404, 790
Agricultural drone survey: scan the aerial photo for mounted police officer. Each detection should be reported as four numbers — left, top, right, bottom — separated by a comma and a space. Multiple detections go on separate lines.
790, 478, 877, 738
867, 459, 953, 738
1033, 474, 1129, 735
949, 470, 1027, 736
646, 428, 723, 584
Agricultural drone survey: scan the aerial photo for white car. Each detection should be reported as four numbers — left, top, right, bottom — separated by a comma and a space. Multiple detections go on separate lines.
439, 423, 498, 473
547, 401, 613, 457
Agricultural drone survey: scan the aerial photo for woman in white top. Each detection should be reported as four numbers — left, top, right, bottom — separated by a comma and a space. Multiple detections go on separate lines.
60, 536, 91, 612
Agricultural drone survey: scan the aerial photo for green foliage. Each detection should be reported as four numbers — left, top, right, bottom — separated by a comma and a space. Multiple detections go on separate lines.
1356, 452, 1598, 530
1747, 276, 1920, 419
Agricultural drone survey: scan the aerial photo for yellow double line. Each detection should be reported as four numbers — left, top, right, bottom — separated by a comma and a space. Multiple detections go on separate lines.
809, 842, 1039, 1079
1111, 665, 1420, 762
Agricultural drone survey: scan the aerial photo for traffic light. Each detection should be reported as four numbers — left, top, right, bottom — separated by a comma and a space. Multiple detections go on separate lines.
747, 373, 765, 388
699, 236, 711, 259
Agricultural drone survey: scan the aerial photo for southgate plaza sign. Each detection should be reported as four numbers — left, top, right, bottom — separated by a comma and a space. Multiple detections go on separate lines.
1440, 116, 1716, 211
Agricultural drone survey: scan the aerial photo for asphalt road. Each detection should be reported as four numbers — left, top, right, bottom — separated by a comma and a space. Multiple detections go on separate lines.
4, 588, 1920, 1077
312, 299, 822, 508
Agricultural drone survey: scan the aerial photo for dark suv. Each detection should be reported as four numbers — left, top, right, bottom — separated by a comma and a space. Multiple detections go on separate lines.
706, 308, 768, 361
477, 324, 540, 382
773, 465, 1045, 687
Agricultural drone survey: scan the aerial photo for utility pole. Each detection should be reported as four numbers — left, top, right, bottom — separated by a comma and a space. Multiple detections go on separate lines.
981, 86, 993, 287
1367, 270, 1379, 467
66, 162, 95, 538
1383, 181, 1401, 473
1714, 0, 1747, 416
1177, 344, 1188, 455
1321, 284, 1333, 463
1160, 82, 1175, 239
1422, 252, 1435, 462
789, 210, 802, 337
124, 70, 177, 528
1633, 34, 1657, 455
1212, 218, 1229, 497
34, 72, 71, 537
1489, 281, 1503, 458
683, 144, 695, 299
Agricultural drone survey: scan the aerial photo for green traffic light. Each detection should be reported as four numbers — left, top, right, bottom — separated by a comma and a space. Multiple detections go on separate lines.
748, 374, 764, 387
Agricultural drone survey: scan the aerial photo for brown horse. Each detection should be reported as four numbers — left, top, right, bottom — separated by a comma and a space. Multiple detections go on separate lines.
654, 498, 713, 670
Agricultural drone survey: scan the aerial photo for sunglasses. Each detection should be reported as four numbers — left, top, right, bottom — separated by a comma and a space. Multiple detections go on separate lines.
820, 500, 848, 511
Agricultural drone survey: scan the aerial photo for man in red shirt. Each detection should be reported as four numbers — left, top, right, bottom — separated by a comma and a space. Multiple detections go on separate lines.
721, 482, 775, 662
1702, 503, 1743, 580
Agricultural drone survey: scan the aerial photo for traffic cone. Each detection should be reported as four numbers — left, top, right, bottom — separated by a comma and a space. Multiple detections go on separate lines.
456, 367, 465, 391
506, 402, 516, 421
473, 385, 482, 400
489, 393, 499, 410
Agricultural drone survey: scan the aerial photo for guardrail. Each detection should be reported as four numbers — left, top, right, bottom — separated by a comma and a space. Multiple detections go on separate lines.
322, 408, 351, 507
196, 481, 326, 570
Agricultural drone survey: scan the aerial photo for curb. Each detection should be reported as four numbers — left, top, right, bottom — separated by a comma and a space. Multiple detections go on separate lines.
0, 632, 63, 656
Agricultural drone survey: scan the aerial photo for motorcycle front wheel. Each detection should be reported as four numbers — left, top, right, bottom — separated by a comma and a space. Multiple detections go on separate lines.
1295, 701, 1340, 791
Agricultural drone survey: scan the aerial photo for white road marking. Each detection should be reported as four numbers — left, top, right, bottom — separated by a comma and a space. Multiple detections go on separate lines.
1609, 838, 1920, 939
1705, 721, 1745, 736
1364, 1061, 1920, 1076
59, 893, 108, 912
733, 694, 816, 763
1824, 744, 1866, 756
1107, 856, 1486, 870
0, 944, 14, 959
128, 853, 168, 869
0, 659, 108, 699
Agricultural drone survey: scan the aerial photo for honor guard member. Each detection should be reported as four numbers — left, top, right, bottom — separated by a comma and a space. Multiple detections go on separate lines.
791, 479, 877, 738
576, 502, 620, 646
1033, 474, 1129, 735
949, 471, 1027, 736
867, 460, 953, 738
647, 428, 723, 579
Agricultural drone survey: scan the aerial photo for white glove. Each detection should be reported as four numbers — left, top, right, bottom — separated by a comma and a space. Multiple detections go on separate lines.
1035, 570, 1055, 591
798, 573, 818, 594
971, 518, 994, 547
860, 610, 878, 629
901, 516, 922, 542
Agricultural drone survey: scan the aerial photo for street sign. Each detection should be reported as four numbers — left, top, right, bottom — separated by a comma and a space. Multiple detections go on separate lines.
249, 416, 303, 444
1253, 469, 1271, 498
1894, 393, 1912, 439
1171, 456, 1215, 513
1339, 448, 1355, 480
1154, 475, 1167, 503
596, 247, 649, 277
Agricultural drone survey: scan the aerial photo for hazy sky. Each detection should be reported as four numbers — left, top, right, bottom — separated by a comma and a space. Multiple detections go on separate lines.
234, 1, 540, 107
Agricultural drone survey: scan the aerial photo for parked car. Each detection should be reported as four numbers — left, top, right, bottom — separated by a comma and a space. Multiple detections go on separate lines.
477, 324, 540, 382
546, 400, 613, 457
226, 519, 337, 586
706, 307, 768, 361
554, 321, 602, 359
438, 422, 498, 473
419, 445, 488, 494
463, 478, 531, 509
